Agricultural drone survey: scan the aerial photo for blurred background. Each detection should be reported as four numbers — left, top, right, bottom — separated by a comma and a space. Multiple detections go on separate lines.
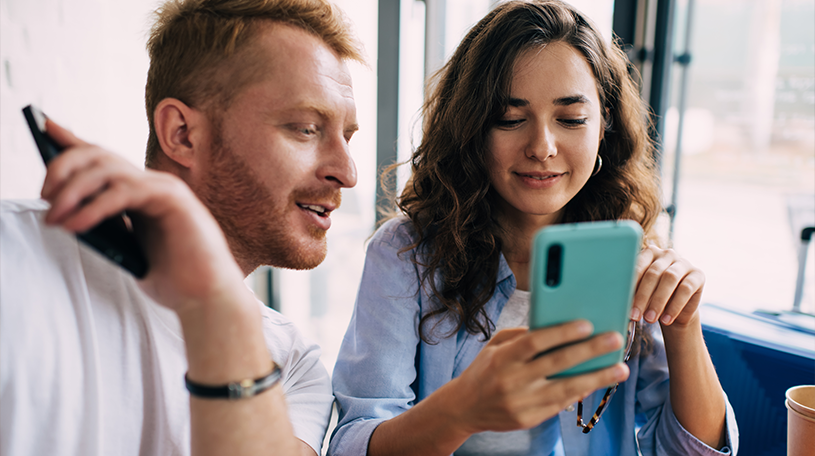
1, 0, 812, 382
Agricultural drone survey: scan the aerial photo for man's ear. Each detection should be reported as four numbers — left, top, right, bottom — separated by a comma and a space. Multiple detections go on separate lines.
153, 98, 206, 169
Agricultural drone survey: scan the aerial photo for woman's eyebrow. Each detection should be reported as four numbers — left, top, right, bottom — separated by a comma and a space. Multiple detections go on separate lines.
506, 94, 591, 108
553, 95, 591, 106
507, 97, 529, 107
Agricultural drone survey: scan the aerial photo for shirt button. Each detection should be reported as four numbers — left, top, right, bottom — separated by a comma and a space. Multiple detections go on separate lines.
565, 404, 575, 412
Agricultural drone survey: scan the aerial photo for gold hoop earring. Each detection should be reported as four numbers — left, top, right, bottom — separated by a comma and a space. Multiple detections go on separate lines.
591, 154, 603, 177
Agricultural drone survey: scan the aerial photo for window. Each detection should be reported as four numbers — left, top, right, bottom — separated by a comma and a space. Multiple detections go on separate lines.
661, 0, 814, 314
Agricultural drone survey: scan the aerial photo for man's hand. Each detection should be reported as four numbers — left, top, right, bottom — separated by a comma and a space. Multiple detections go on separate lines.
39, 118, 299, 455
40, 118, 247, 313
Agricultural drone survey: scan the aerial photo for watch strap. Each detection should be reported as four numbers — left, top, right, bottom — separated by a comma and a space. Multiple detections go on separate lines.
185, 362, 282, 400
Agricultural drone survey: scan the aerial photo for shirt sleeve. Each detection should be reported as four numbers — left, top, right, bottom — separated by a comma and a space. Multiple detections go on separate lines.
328, 220, 424, 456
259, 305, 334, 455
635, 325, 740, 456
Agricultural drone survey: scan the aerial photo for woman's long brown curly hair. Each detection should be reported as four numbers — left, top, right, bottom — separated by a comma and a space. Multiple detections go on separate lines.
391, 0, 662, 343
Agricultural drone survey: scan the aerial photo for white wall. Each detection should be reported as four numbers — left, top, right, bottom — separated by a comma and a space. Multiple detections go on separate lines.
0, 0, 379, 377
0, 0, 162, 199
0, 0, 377, 207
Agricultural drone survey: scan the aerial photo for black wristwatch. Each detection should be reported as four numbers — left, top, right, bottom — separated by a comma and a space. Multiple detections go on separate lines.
185, 362, 282, 400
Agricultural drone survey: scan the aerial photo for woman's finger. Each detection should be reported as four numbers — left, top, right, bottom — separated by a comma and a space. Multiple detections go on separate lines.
508, 320, 593, 362
545, 363, 630, 406
513, 363, 631, 427
633, 248, 674, 321
489, 328, 530, 346
642, 259, 689, 323
526, 330, 623, 380
660, 269, 705, 325
631, 246, 656, 320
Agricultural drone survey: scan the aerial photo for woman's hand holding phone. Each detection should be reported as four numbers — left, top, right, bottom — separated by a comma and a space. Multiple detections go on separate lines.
631, 245, 706, 328
439, 322, 629, 435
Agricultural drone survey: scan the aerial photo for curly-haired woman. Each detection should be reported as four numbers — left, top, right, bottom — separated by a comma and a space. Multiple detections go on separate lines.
329, 1, 738, 455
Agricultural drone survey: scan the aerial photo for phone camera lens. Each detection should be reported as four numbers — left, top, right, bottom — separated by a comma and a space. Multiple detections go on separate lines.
545, 244, 562, 287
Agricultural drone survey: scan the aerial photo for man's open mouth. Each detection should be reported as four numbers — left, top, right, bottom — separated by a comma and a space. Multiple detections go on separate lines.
297, 203, 330, 217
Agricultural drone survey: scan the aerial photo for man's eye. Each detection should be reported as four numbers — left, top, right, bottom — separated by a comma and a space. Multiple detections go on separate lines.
299, 126, 317, 135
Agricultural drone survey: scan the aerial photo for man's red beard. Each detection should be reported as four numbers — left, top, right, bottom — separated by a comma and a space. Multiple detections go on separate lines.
195, 129, 341, 274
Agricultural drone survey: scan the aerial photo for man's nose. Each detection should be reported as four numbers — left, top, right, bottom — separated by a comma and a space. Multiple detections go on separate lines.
319, 135, 357, 188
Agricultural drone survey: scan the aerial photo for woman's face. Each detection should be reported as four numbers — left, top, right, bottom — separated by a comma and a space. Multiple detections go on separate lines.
486, 41, 604, 228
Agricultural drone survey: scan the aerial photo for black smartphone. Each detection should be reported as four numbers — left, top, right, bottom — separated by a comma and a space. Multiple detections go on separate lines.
22, 104, 149, 278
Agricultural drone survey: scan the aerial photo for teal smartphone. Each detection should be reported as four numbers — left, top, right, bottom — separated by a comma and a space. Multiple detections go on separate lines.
529, 220, 642, 377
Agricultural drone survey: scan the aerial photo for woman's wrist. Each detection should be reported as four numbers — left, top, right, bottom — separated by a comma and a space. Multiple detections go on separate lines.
370, 377, 476, 456
659, 311, 703, 340
433, 377, 481, 438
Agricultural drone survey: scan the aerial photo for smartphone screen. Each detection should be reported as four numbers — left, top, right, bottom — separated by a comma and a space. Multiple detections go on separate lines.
22, 105, 149, 278
529, 220, 642, 377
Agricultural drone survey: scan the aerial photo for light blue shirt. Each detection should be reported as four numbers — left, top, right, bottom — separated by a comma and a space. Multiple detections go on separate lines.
329, 218, 739, 456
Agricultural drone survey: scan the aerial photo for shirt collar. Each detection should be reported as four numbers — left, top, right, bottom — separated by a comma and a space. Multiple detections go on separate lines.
496, 250, 517, 296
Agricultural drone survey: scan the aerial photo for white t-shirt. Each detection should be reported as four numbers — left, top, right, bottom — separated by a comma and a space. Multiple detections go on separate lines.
0, 200, 333, 456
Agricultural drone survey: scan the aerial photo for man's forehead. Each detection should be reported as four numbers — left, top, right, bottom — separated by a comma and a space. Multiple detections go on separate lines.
248, 23, 353, 90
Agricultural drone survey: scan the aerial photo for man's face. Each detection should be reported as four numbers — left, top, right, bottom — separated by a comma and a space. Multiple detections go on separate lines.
194, 23, 358, 273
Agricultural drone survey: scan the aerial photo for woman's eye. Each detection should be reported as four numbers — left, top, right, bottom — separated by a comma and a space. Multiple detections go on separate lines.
495, 119, 525, 129
559, 118, 588, 127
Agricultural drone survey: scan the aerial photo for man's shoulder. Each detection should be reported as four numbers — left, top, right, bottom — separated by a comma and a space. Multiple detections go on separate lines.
256, 302, 323, 369
0, 199, 75, 258
1, 198, 50, 212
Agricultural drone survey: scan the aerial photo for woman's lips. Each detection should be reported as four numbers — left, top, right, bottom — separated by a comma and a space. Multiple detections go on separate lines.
514, 171, 565, 188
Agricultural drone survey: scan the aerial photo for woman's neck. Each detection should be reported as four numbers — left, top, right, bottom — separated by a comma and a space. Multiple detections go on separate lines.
497, 207, 563, 291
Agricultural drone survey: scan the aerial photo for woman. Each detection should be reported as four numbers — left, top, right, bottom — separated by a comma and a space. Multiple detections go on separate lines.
329, 1, 738, 455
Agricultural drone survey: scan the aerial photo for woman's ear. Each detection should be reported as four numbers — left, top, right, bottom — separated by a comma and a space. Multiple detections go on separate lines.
153, 98, 205, 169
600, 107, 610, 142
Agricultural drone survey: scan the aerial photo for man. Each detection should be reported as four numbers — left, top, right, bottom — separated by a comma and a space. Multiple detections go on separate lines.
0, 0, 362, 455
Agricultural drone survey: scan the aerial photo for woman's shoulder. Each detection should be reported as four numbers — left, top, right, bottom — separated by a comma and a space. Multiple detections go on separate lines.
370, 216, 421, 250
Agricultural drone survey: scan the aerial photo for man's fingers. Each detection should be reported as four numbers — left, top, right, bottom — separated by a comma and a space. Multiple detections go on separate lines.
43, 150, 160, 233
40, 118, 94, 199
45, 161, 119, 224
44, 118, 87, 149
59, 183, 133, 233
41, 145, 112, 200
